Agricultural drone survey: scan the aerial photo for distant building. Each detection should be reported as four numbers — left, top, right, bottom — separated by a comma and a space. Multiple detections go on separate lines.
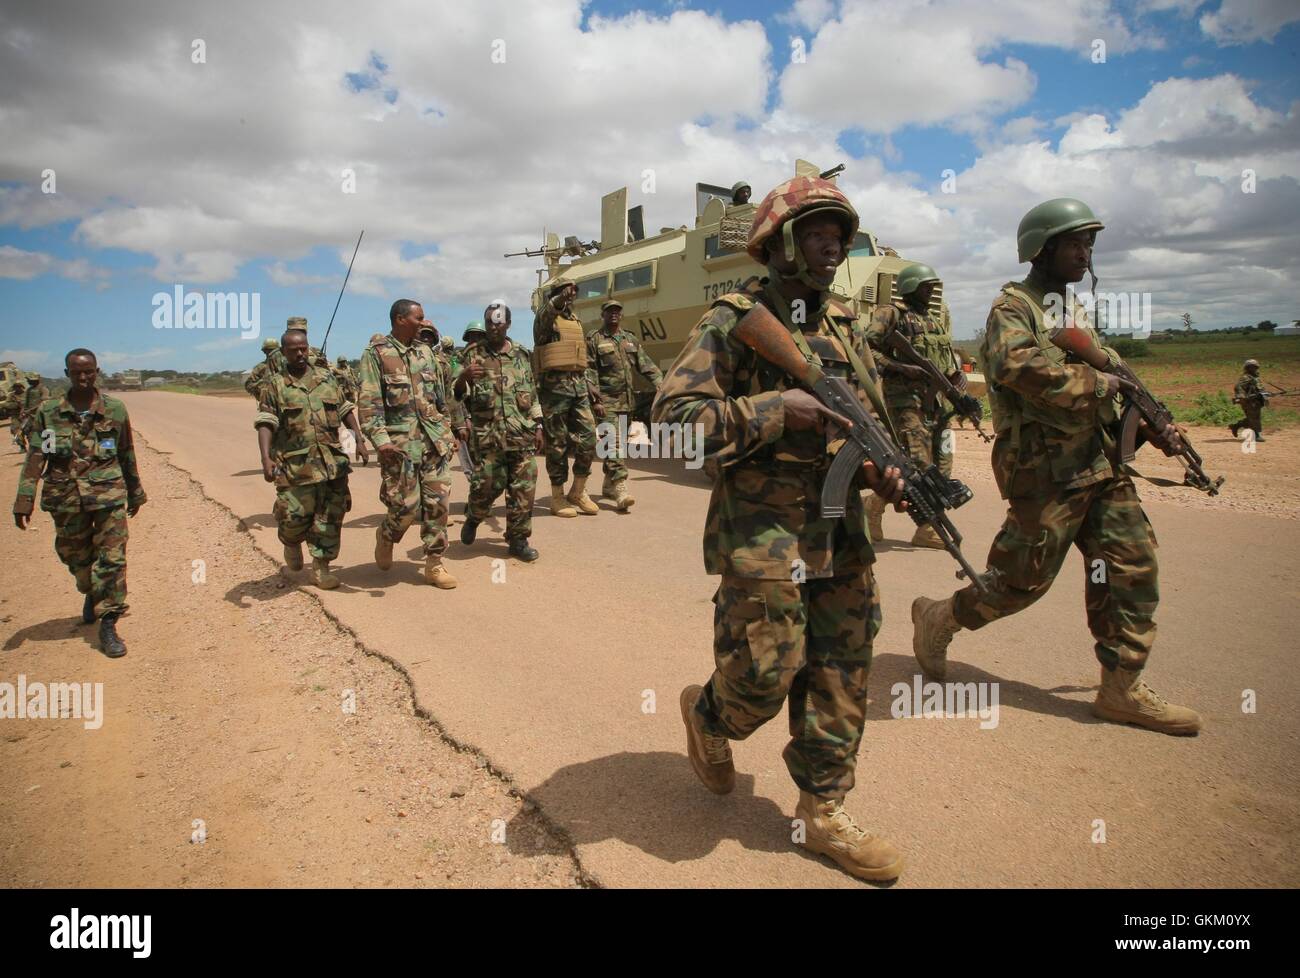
1275, 322, 1299, 336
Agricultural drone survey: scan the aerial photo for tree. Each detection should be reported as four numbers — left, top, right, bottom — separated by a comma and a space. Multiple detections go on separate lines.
1256, 320, 1277, 332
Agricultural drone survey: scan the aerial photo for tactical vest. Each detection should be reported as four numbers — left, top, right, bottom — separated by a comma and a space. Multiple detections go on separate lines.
987, 282, 1115, 446
893, 301, 951, 367
536, 312, 588, 372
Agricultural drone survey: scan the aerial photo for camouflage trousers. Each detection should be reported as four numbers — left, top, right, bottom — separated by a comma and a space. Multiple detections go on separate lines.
598, 411, 631, 482
467, 450, 537, 541
51, 504, 128, 619
695, 570, 881, 800
274, 474, 351, 561
952, 475, 1158, 670
540, 386, 596, 486
1230, 401, 1262, 438
379, 442, 451, 558
890, 404, 952, 478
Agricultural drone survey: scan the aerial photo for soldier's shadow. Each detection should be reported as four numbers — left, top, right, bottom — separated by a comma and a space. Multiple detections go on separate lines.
237, 512, 277, 530
866, 652, 1101, 726
506, 750, 894, 885
342, 514, 383, 529
3, 616, 98, 653
223, 570, 380, 605
230, 469, 264, 478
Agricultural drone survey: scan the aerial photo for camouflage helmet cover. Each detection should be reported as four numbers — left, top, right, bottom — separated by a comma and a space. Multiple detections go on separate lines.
1016, 198, 1104, 263
336, 355, 348, 366
262, 338, 279, 352
746, 176, 860, 265
440, 336, 455, 351
1244, 358, 1259, 368
897, 262, 941, 296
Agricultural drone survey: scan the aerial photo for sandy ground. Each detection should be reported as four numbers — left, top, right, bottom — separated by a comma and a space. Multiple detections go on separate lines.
2, 392, 1298, 888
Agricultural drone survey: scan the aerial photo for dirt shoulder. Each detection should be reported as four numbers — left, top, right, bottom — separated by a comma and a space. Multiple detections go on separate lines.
0, 436, 584, 888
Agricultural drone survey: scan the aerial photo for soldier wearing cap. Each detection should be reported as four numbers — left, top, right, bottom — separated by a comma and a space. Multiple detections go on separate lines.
1230, 359, 1267, 442
586, 298, 662, 511
912, 197, 1201, 737
285, 316, 330, 369
653, 175, 909, 881
861, 262, 963, 548
533, 281, 603, 518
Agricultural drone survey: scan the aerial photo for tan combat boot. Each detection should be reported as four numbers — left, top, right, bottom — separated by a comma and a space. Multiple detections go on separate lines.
424, 557, 458, 589
911, 595, 960, 681
311, 558, 339, 590
866, 492, 886, 541
550, 484, 577, 518
566, 475, 599, 515
374, 526, 393, 570
796, 792, 904, 882
283, 542, 304, 571
610, 479, 635, 512
1092, 667, 1201, 735
910, 523, 946, 549
679, 685, 735, 794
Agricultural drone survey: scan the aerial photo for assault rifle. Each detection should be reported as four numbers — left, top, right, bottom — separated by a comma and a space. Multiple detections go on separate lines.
732, 304, 987, 593
883, 330, 992, 442
1050, 326, 1224, 496
1263, 382, 1297, 400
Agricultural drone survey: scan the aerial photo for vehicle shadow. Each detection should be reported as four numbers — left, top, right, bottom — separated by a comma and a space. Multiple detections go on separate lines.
507, 750, 895, 886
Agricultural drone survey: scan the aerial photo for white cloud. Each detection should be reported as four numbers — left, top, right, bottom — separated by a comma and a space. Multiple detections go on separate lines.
1200, 0, 1300, 45
777, 0, 837, 32
0, 245, 110, 287
0, 349, 53, 372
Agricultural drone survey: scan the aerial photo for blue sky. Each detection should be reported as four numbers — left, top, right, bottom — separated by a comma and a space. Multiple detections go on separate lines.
2, 0, 1298, 374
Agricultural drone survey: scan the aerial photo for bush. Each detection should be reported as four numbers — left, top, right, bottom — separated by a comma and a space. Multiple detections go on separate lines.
1108, 337, 1151, 358
1177, 391, 1239, 426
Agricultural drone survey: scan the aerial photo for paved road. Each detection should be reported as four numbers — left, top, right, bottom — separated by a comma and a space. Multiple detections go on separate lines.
121, 391, 1300, 887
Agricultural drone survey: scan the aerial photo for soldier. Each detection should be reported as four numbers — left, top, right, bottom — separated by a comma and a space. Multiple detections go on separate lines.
453, 303, 543, 561
10, 371, 48, 452
533, 281, 602, 518
861, 262, 963, 548
332, 355, 360, 403
652, 176, 909, 881
731, 181, 752, 206
256, 329, 367, 589
12, 349, 146, 657
245, 338, 283, 399
358, 299, 458, 589
1229, 359, 1266, 442
912, 197, 1201, 736
586, 298, 663, 511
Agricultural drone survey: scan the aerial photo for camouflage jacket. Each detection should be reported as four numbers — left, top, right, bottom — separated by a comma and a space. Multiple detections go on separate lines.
453, 339, 542, 455
330, 363, 360, 403
982, 268, 1120, 499
245, 351, 285, 399
255, 364, 354, 488
586, 327, 663, 413
863, 299, 956, 412
1234, 373, 1264, 404
358, 333, 453, 461
13, 377, 48, 434
533, 298, 600, 400
651, 279, 877, 581
13, 391, 146, 516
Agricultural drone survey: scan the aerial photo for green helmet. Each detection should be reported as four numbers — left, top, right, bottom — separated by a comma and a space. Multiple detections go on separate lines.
261, 338, 279, 352
896, 262, 940, 297
731, 180, 751, 194
1016, 198, 1105, 263
463, 321, 486, 342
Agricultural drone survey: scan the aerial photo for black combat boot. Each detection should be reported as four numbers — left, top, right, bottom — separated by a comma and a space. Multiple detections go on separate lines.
508, 538, 538, 562
82, 593, 95, 625
460, 519, 479, 545
99, 615, 127, 658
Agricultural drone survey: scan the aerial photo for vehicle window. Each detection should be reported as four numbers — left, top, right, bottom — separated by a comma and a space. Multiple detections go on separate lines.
614, 264, 653, 292
576, 275, 607, 300
704, 235, 739, 259
849, 232, 874, 257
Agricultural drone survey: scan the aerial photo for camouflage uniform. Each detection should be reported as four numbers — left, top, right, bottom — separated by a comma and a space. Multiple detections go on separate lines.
533, 298, 599, 486
358, 333, 455, 557
245, 350, 286, 399
652, 279, 883, 800
862, 299, 957, 478
10, 373, 48, 451
13, 392, 146, 619
1231, 371, 1265, 439
256, 364, 354, 561
586, 325, 663, 482
950, 268, 1158, 671
452, 339, 542, 542
331, 361, 360, 404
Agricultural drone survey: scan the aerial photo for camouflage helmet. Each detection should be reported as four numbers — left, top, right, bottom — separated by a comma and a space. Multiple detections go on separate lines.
746, 176, 860, 266
463, 321, 486, 342
336, 355, 348, 366
440, 336, 455, 351
262, 338, 279, 352
1244, 358, 1259, 369
896, 262, 941, 297
1016, 198, 1104, 263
